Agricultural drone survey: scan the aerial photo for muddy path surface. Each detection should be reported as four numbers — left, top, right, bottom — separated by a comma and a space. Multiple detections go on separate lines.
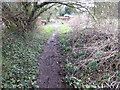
37, 30, 65, 88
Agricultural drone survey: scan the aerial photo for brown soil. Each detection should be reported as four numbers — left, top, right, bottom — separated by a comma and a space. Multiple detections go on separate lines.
37, 30, 65, 88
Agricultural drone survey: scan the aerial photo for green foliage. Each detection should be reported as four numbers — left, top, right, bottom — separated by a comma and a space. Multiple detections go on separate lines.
65, 7, 72, 15
1, 30, 46, 88
65, 76, 99, 88
65, 63, 72, 71
59, 39, 71, 52
42, 26, 55, 36
73, 52, 84, 58
58, 24, 71, 34
87, 60, 98, 70
73, 66, 79, 72
65, 76, 81, 88
84, 68, 90, 74
115, 71, 120, 81
42, 24, 71, 36
102, 74, 110, 79
65, 58, 72, 63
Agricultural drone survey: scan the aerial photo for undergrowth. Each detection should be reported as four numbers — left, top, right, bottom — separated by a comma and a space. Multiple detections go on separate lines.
58, 29, 120, 89
1, 25, 51, 88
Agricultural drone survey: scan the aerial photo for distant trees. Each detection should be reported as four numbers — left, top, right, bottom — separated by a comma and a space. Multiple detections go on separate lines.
65, 7, 72, 15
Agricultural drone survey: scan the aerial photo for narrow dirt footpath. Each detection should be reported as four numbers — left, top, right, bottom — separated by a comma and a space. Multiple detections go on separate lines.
37, 30, 65, 88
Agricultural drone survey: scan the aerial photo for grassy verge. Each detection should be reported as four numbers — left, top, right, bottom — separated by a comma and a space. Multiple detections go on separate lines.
57, 24, 71, 34
42, 25, 55, 36
42, 23, 71, 34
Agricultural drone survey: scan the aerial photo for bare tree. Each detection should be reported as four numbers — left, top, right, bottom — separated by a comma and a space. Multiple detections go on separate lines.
2, 1, 97, 34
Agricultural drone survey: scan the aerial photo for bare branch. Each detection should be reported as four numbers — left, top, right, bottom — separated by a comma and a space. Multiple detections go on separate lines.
32, 4, 56, 22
